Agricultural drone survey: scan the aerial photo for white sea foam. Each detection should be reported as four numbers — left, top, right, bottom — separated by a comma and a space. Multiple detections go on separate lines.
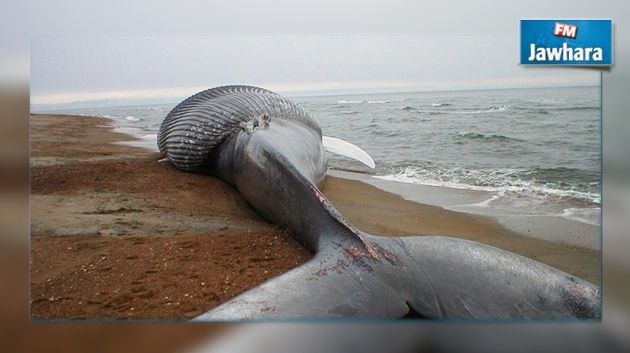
560, 207, 600, 226
372, 167, 601, 204
422, 105, 510, 115
337, 100, 365, 104
464, 195, 500, 207
140, 134, 157, 140
337, 99, 398, 104
125, 115, 141, 122
144, 106, 166, 112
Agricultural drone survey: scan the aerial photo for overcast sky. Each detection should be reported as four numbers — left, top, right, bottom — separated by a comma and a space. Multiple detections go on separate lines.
30, 34, 598, 107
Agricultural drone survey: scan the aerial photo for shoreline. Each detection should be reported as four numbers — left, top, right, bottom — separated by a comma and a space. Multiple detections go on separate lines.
72, 109, 601, 249
30, 114, 600, 320
329, 170, 601, 250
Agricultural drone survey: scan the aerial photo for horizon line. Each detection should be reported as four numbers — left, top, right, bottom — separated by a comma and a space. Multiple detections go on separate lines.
31, 79, 599, 108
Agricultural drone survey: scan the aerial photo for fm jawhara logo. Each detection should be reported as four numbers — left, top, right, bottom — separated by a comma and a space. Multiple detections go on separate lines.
520, 19, 612, 66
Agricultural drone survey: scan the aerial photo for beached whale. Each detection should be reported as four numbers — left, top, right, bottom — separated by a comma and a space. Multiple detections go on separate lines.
158, 85, 600, 320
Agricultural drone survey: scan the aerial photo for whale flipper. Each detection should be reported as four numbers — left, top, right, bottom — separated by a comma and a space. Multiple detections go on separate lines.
322, 136, 376, 169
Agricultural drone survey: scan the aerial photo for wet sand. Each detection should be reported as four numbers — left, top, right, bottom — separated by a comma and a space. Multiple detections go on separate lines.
30, 114, 600, 320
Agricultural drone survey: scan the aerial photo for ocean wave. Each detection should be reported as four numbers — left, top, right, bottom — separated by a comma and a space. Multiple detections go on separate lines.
521, 167, 599, 185
125, 115, 142, 122
144, 106, 167, 112
372, 166, 600, 204
337, 100, 365, 104
477, 105, 510, 113
513, 106, 598, 113
416, 105, 510, 115
560, 207, 600, 226
456, 131, 524, 143
512, 107, 550, 114
552, 106, 599, 111
337, 99, 396, 104
431, 103, 451, 107
140, 133, 157, 140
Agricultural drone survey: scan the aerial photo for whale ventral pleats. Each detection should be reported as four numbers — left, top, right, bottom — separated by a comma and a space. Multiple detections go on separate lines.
157, 85, 317, 171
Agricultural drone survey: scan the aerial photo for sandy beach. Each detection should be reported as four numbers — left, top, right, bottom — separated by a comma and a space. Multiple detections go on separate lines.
30, 114, 600, 320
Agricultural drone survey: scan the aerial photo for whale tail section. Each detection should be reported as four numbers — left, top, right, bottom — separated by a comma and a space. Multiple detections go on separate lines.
194, 231, 601, 320
394, 235, 601, 319
193, 238, 410, 320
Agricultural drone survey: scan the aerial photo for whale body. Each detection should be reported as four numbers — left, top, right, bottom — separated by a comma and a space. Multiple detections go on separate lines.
157, 85, 600, 320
